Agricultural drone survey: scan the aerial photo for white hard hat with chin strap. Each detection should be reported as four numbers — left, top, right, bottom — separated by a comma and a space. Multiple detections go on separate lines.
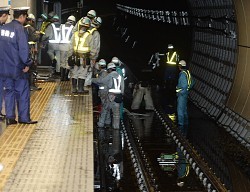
67, 15, 76, 22
179, 60, 186, 67
87, 10, 96, 19
98, 59, 106, 67
107, 62, 116, 70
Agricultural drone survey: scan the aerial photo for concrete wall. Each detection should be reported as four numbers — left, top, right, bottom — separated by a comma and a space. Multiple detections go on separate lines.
227, 0, 250, 120
0, 0, 37, 22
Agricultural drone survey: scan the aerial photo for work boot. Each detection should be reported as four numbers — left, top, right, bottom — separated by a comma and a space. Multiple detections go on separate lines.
72, 78, 77, 93
30, 72, 41, 91
78, 79, 89, 94
60, 67, 65, 81
65, 69, 70, 81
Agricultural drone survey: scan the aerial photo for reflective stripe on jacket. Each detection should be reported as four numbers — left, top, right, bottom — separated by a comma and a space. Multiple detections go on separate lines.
166, 51, 177, 65
176, 70, 192, 93
49, 23, 61, 43
60, 24, 73, 44
73, 31, 90, 53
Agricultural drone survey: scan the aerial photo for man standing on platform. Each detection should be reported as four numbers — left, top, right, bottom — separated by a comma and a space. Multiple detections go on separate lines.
0, 7, 38, 125
0, 6, 10, 119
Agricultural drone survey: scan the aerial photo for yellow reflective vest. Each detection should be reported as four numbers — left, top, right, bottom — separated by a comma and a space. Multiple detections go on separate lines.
166, 51, 178, 65
73, 31, 91, 54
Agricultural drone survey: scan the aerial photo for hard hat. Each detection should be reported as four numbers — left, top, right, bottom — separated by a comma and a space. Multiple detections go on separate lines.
107, 62, 116, 70
168, 44, 174, 49
179, 60, 186, 67
67, 15, 76, 22
80, 17, 91, 27
52, 14, 59, 21
111, 57, 119, 64
98, 59, 106, 66
92, 16, 102, 26
48, 11, 56, 19
41, 13, 47, 20
27, 13, 35, 21
87, 9, 96, 19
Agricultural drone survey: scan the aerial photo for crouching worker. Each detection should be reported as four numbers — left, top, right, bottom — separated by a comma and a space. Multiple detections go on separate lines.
131, 81, 154, 111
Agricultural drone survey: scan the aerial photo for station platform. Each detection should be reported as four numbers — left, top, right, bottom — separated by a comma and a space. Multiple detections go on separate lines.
0, 81, 94, 192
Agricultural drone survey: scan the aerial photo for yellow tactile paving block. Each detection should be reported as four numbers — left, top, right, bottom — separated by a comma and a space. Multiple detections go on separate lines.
0, 82, 58, 191
1, 82, 93, 192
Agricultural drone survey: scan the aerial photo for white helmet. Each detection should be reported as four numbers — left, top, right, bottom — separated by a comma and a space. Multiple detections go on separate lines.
179, 60, 186, 67
87, 9, 96, 19
28, 13, 35, 21
98, 59, 106, 66
111, 57, 119, 65
80, 17, 91, 27
107, 62, 116, 70
168, 44, 174, 49
67, 15, 76, 22
92, 16, 102, 26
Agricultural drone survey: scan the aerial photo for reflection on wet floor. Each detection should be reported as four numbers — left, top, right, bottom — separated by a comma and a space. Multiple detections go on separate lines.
126, 110, 205, 191
0, 118, 7, 136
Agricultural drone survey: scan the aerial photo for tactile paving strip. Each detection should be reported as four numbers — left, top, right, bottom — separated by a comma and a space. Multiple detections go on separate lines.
0, 82, 57, 191
2, 82, 93, 192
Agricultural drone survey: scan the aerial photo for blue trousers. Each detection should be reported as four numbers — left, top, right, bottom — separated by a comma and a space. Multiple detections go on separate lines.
176, 147, 189, 178
177, 93, 188, 136
5, 78, 31, 122
0, 78, 3, 114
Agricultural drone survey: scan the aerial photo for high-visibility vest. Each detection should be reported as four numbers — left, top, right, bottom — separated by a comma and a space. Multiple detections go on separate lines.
24, 24, 34, 44
60, 24, 74, 44
176, 70, 192, 93
40, 21, 51, 35
166, 51, 177, 65
73, 31, 90, 53
87, 27, 97, 34
49, 23, 61, 43
109, 75, 122, 94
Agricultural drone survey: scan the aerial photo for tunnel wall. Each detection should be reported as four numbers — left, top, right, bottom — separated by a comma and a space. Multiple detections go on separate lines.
227, 1, 250, 120
115, 1, 249, 146
188, 0, 250, 146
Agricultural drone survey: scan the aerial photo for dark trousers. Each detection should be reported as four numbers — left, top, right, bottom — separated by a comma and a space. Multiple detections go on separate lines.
5, 78, 31, 122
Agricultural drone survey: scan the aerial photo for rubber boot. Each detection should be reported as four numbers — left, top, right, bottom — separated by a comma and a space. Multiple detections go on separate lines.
60, 67, 65, 81
65, 69, 70, 81
72, 78, 77, 93
78, 79, 89, 94
30, 72, 41, 91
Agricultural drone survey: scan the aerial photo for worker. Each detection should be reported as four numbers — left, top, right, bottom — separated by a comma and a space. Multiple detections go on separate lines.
164, 43, 179, 106
59, 15, 76, 81
42, 14, 61, 74
92, 63, 124, 129
83, 16, 102, 87
73, 9, 96, 32
0, 6, 10, 119
24, 13, 42, 91
69, 17, 92, 94
131, 81, 154, 111
111, 56, 126, 119
0, 7, 38, 125
92, 59, 111, 127
176, 60, 194, 137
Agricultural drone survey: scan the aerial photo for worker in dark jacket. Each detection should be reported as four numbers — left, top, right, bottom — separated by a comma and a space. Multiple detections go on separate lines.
0, 7, 38, 125
24, 13, 42, 91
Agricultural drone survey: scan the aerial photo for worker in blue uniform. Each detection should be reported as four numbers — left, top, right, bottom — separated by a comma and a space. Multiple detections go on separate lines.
0, 7, 38, 125
176, 60, 193, 136
0, 6, 10, 119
